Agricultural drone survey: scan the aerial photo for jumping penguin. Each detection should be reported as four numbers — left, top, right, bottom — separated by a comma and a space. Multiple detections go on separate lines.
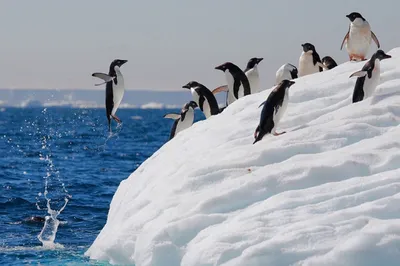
349, 49, 391, 103
92, 59, 128, 132
253, 80, 295, 144
164, 101, 198, 140
341, 12, 380, 61
298, 43, 326, 77
275, 63, 298, 84
183, 81, 220, 118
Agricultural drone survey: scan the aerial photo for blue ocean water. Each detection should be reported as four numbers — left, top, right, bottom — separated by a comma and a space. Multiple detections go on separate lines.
0, 107, 204, 265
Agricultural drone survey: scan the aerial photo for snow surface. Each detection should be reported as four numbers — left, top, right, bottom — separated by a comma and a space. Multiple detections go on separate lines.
86, 48, 400, 266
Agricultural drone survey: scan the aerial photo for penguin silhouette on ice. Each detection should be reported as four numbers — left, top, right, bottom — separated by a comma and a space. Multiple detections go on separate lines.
275, 63, 298, 85
164, 101, 198, 140
341, 12, 380, 61
349, 49, 391, 103
253, 80, 295, 144
92, 59, 128, 132
183, 81, 220, 118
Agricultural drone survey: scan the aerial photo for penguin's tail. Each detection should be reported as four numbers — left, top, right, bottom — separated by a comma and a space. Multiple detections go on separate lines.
253, 126, 263, 144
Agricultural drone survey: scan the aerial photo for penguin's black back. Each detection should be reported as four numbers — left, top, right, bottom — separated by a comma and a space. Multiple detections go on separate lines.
312, 51, 323, 72
353, 76, 365, 103
197, 85, 220, 115
105, 82, 114, 127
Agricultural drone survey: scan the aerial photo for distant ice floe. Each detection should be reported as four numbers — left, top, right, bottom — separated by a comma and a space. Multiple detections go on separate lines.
86, 47, 400, 266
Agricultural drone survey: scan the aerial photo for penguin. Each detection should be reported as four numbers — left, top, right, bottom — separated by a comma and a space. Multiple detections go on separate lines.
164, 101, 198, 140
214, 62, 251, 105
183, 81, 220, 118
244, 57, 263, 93
349, 49, 391, 103
275, 63, 298, 85
341, 12, 380, 61
253, 80, 295, 144
321, 56, 338, 70
92, 59, 128, 132
298, 43, 326, 77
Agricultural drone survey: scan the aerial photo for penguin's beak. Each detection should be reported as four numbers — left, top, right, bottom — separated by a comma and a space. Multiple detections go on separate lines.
182, 83, 190, 89
215, 64, 224, 71
289, 81, 296, 87
346, 14, 350, 18
383, 54, 392, 60
120, 60, 128, 66
257, 58, 264, 64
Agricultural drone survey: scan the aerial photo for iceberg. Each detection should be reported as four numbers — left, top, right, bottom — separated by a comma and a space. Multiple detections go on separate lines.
86, 48, 400, 266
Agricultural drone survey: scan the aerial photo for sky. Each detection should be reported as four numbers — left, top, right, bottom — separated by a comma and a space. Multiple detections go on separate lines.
1, 0, 400, 91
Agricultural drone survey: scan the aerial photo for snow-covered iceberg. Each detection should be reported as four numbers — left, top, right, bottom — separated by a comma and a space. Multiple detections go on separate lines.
86, 48, 400, 266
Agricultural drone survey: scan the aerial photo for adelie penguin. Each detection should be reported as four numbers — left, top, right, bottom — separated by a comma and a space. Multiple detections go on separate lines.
275, 63, 298, 84
253, 80, 295, 144
92, 59, 128, 132
298, 43, 326, 77
213, 62, 251, 106
341, 12, 380, 61
349, 49, 391, 103
183, 81, 220, 119
321, 56, 338, 70
164, 101, 198, 140
244, 57, 263, 93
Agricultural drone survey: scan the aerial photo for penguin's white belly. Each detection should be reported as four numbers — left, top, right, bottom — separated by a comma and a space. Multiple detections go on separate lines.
363, 62, 380, 99
225, 72, 237, 105
299, 53, 319, 77
175, 109, 194, 135
202, 99, 212, 118
112, 68, 125, 115
190, 88, 200, 106
112, 80, 125, 115
346, 24, 372, 57
272, 92, 289, 132
246, 69, 260, 93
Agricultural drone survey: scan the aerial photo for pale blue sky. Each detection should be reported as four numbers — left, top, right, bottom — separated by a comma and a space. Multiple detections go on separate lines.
0, 0, 399, 91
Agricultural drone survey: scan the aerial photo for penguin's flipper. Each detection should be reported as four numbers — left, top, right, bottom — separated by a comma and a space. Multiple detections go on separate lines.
349, 71, 367, 78
164, 113, 181, 120
340, 27, 350, 50
212, 85, 228, 95
258, 101, 266, 108
317, 62, 328, 70
371, 31, 380, 48
92, 72, 115, 86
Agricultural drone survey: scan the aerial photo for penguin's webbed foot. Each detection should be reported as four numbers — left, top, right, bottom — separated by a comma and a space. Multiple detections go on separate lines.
273, 131, 286, 136
111, 115, 122, 123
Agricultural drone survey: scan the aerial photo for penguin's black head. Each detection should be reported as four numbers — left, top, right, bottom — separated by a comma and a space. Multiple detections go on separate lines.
346, 12, 365, 22
301, 43, 315, 53
246, 57, 263, 70
215, 62, 235, 72
374, 50, 391, 61
183, 81, 201, 89
290, 67, 298, 79
188, 101, 198, 109
280, 79, 296, 89
110, 59, 128, 69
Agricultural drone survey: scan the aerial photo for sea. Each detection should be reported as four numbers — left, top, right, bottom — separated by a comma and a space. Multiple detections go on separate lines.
0, 107, 204, 265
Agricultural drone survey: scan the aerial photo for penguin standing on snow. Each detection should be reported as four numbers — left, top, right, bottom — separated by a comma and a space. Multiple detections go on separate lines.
164, 101, 198, 140
244, 57, 263, 93
341, 12, 380, 61
275, 63, 298, 84
321, 56, 338, 70
253, 80, 295, 144
92, 59, 128, 132
298, 43, 326, 77
183, 81, 220, 118
214, 62, 251, 105
349, 49, 391, 103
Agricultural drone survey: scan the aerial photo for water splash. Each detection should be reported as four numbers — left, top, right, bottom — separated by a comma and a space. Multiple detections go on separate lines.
37, 108, 71, 248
